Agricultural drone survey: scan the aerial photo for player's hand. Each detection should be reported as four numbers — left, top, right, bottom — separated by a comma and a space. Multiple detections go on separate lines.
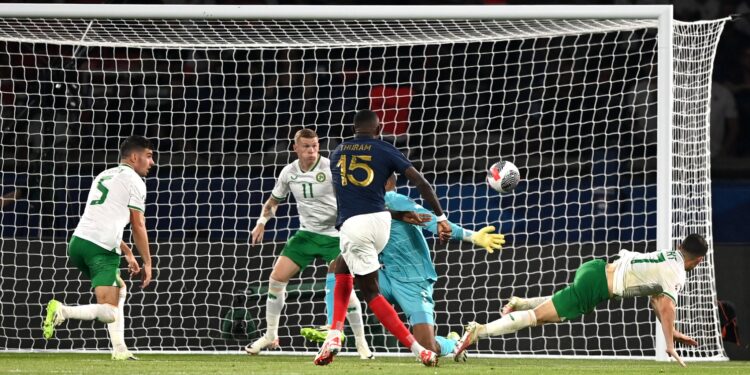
470, 226, 506, 254
666, 347, 686, 367
251, 224, 265, 245
437, 220, 452, 243
126, 255, 141, 278
140, 264, 152, 289
399, 211, 432, 226
674, 331, 698, 347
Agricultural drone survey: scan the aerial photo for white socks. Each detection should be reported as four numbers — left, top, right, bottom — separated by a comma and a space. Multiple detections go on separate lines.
521, 297, 550, 310
481, 310, 537, 338
346, 291, 367, 344
265, 278, 288, 341
107, 287, 128, 353
60, 303, 116, 323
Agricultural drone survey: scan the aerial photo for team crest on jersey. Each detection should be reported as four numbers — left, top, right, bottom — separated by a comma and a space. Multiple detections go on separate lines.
316, 172, 326, 182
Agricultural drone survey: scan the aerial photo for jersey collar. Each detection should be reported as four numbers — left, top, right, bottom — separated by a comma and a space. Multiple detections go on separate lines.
299, 155, 321, 173
119, 163, 135, 171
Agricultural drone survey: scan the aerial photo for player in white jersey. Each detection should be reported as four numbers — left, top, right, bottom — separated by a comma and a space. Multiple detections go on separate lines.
245, 129, 372, 359
43, 136, 154, 360
456, 234, 708, 367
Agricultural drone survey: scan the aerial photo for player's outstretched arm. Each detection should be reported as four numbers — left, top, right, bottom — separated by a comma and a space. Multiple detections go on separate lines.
129, 209, 152, 289
463, 226, 506, 254
385, 191, 503, 252
651, 294, 695, 367
402, 166, 451, 242
252, 197, 280, 245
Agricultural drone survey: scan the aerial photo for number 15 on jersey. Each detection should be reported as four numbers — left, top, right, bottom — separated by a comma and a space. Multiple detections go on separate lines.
337, 155, 374, 187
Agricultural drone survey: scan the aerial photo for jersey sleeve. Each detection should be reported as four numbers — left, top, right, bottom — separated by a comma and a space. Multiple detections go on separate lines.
128, 177, 147, 213
385, 192, 464, 241
383, 142, 412, 174
660, 263, 685, 305
270, 166, 290, 201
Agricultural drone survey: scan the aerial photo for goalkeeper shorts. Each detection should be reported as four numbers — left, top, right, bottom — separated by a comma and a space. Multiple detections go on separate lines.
280, 230, 340, 270
379, 271, 435, 326
551, 259, 610, 321
68, 236, 123, 289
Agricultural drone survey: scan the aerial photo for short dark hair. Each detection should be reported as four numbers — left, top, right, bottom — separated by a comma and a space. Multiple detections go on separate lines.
681, 233, 708, 259
353, 109, 378, 130
120, 135, 152, 159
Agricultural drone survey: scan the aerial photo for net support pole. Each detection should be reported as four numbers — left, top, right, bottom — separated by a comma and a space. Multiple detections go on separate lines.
654, 5, 674, 363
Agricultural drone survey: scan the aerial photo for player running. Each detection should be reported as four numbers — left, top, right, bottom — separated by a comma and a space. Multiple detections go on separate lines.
43, 135, 154, 360
246, 128, 373, 359
304, 174, 505, 361
455, 234, 707, 367
314, 109, 451, 367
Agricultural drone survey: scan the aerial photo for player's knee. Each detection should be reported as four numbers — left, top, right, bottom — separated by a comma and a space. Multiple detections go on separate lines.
357, 282, 380, 302
98, 304, 117, 323
360, 289, 379, 303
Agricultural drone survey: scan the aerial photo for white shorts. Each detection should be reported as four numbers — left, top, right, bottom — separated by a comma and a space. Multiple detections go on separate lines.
339, 211, 392, 276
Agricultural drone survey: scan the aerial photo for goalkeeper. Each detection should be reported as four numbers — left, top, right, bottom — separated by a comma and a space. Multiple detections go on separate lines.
304, 174, 504, 360
455, 233, 708, 367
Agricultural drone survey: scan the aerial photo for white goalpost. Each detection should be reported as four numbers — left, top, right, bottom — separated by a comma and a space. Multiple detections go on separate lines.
0, 4, 727, 361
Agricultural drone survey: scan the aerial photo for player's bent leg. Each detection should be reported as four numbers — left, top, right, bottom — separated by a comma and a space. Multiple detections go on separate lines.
502, 296, 551, 316
94, 286, 121, 307
357, 271, 437, 367
269, 255, 302, 284
45, 298, 118, 339
532, 299, 563, 325
455, 308, 545, 358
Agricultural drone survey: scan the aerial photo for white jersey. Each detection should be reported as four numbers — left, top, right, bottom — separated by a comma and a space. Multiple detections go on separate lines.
271, 156, 337, 236
73, 164, 147, 254
611, 249, 686, 304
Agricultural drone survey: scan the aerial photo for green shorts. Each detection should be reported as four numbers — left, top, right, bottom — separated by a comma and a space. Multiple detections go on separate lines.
551, 259, 610, 321
280, 230, 340, 270
68, 236, 123, 289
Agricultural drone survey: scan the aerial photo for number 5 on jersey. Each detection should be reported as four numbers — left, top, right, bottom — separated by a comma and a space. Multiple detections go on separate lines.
337, 155, 374, 187
89, 176, 113, 205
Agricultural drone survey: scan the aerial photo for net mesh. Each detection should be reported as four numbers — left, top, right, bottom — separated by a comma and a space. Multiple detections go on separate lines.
0, 15, 725, 358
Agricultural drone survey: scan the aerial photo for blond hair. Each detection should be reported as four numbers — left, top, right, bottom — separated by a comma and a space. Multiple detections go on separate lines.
294, 128, 318, 144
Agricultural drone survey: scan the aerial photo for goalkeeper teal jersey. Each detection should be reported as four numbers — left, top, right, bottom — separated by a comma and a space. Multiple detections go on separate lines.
380, 191, 465, 283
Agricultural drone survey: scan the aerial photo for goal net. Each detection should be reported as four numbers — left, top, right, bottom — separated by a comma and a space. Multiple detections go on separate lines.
0, 5, 727, 359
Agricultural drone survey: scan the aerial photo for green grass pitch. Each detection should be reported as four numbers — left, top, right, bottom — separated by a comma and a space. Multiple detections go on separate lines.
1, 353, 749, 375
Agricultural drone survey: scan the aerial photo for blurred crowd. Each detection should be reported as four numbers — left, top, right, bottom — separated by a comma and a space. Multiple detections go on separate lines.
0, 0, 748, 175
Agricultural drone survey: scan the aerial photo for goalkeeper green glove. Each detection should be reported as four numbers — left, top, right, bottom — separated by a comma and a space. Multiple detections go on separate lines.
464, 226, 505, 254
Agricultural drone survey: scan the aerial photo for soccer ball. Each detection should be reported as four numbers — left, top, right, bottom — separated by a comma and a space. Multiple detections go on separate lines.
487, 160, 520, 193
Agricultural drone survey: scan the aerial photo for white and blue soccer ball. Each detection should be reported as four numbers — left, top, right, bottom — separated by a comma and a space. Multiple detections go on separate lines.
487, 160, 520, 193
